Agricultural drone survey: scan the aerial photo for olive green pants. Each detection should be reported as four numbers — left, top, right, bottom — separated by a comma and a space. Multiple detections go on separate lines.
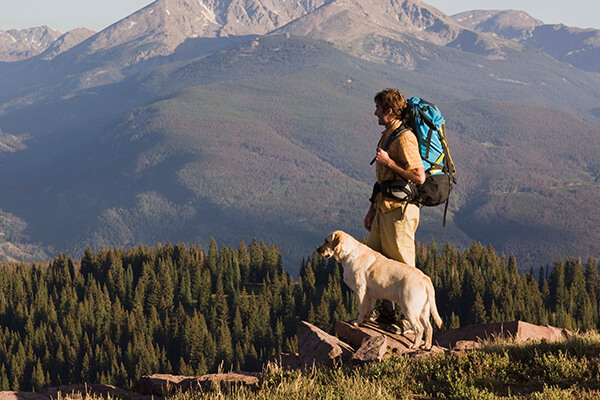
367, 203, 419, 267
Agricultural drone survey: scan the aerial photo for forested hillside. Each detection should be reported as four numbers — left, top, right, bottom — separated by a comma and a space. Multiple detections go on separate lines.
0, 238, 598, 391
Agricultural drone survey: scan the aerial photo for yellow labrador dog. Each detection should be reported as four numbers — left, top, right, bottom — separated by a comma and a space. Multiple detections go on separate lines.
317, 230, 442, 350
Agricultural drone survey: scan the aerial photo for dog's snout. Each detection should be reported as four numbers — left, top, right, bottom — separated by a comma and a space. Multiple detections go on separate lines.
316, 240, 330, 256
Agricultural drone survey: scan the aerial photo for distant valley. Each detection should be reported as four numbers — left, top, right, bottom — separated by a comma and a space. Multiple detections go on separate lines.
1, 0, 599, 274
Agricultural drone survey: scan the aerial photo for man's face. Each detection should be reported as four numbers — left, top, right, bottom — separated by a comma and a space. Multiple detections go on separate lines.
374, 104, 393, 126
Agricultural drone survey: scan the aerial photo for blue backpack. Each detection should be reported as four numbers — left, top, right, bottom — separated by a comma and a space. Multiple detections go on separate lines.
404, 97, 456, 224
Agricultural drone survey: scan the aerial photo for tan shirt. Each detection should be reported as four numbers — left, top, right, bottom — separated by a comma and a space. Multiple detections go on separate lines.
373, 121, 422, 213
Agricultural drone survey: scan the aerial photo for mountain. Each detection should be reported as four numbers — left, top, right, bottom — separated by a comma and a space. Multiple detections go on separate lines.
38, 28, 96, 60
275, 0, 520, 64
451, 10, 600, 74
61, 0, 328, 69
0, 26, 63, 61
0, 0, 330, 98
1, 0, 600, 272
450, 10, 542, 39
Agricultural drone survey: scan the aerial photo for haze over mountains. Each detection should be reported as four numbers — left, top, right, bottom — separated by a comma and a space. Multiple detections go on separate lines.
1, 0, 599, 274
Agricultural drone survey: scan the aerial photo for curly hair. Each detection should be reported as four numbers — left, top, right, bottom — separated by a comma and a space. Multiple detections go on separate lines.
374, 88, 407, 119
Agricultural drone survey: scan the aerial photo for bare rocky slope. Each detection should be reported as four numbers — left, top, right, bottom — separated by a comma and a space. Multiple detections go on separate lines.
0, 26, 63, 61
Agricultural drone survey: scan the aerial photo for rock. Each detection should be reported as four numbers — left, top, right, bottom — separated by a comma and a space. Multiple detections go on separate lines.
134, 373, 259, 395
0, 392, 48, 400
267, 353, 301, 370
191, 373, 259, 390
452, 340, 482, 351
297, 321, 354, 368
408, 344, 446, 359
336, 320, 435, 355
434, 321, 573, 348
45, 384, 151, 400
352, 334, 388, 364
133, 374, 197, 396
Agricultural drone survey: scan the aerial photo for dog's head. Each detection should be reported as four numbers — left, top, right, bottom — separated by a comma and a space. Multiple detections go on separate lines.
316, 230, 345, 259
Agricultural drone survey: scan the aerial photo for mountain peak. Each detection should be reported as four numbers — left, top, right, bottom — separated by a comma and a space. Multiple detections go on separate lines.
39, 28, 96, 60
451, 9, 600, 73
275, 0, 515, 64
0, 26, 63, 61
276, 0, 458, 42
451, 10, 543, 40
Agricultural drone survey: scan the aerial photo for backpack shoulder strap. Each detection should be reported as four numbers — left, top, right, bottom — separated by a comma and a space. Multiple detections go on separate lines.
381, 126, 409, 151
369, 125, 409, 165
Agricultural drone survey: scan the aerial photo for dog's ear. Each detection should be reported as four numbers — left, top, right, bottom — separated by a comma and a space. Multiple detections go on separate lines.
332, 232, 342, 254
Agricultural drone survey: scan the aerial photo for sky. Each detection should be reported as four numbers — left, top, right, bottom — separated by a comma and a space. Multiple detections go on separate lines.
0, 0, 599, 32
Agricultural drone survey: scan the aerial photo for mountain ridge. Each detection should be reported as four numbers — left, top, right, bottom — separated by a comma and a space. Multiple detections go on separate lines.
0, 26, 64, 61
450, 9, 600, 73
274, 0, 521, 62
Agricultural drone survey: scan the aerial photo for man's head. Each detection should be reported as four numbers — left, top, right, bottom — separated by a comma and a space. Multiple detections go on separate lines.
374, 89, 406, 127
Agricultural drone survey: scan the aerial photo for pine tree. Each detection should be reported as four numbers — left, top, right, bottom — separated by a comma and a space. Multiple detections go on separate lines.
214, 275, 229, 328
0, 364, 9, 390
585, 258, 599, 309
550, 261, 567, 312
249, 239, 264, 282
80, 246, 97, 281
307, 304, 316, 325
315, 294, 331, 332
107, 254, 126, 302
9, 343, 26, 390
233, 342, 245, 372
237, 242, 251, 284
208, 238, 220, 279
216, 320, 234, 368
470, 292, 487, 325
178, 357, 194, 376
232, 307, 244, 346
301, 263, 316, 302
178, 268, 193, 307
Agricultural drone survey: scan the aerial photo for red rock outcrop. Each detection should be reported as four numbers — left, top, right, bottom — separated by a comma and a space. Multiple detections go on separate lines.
433, 320, 573, 348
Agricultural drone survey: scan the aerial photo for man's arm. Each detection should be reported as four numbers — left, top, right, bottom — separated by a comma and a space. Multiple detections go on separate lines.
374, 148, 425, 184
364, 203, 377, 232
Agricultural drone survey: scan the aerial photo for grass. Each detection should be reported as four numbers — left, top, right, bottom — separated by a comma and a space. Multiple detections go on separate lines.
165, 332, 600, 400
53, 332, 600, 400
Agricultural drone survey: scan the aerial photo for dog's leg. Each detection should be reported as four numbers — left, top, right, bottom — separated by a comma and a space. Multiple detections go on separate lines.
404, 311, 424, 349
421, 305, 434, 350
363, 296, 375, 322
355, 287, 371, 325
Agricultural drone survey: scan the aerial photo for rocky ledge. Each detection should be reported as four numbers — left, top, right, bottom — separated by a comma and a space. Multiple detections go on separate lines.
271, 319, 573, 369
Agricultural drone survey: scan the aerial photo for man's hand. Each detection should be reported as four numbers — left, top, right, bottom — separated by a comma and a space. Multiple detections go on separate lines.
375, 148, 426, 185
374, 148, 392, 167
364, 205, 376, 232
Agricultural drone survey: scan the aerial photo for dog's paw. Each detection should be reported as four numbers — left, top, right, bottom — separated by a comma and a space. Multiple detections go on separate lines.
410, 342, 422, 350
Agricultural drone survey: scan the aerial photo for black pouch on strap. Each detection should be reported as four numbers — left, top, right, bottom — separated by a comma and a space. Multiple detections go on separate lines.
380, 180, 416, 202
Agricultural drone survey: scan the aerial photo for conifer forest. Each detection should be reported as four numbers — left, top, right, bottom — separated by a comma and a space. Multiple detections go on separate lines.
0, 239, 598, 391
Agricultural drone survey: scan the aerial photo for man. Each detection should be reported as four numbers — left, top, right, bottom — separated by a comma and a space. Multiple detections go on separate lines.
364, 88, 425, 329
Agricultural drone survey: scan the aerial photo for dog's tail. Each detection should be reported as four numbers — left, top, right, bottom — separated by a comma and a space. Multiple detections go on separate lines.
426, 277, 443, 328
